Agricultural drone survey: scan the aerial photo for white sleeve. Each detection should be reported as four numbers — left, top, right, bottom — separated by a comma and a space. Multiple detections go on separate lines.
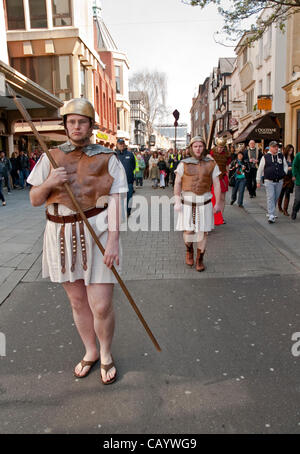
26, 153, 51, 186
213, 164, 221, 179
108, 155, 128, 194
174, 162, 184, 177
256, 156, 265, 181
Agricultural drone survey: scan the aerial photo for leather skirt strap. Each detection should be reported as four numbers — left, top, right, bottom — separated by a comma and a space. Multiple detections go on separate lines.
70, 222, 77, 272
79, 220, 88, 271
60, 224, 66, 274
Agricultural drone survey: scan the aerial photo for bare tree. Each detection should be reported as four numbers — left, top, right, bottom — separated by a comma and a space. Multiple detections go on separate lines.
129, 69, 168, 140
182, 0, 300, 44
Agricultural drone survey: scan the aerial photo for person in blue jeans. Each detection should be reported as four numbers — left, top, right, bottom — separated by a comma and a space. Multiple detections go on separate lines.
230, 151, 249, 208
116, 139, 136, 217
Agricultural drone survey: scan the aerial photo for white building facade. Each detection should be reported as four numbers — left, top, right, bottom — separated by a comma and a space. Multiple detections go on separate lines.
233, 11, 287, 145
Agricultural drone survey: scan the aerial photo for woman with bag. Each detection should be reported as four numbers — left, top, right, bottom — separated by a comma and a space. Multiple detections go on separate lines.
230, 151, 249, 208
158, 155, 167, 188
278, 144, 295, 216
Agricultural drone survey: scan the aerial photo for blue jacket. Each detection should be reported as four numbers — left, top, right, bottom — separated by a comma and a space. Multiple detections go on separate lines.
116, 149, 136, 184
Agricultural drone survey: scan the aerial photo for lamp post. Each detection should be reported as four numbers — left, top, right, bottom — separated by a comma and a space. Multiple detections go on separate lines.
173, 109, 180, 153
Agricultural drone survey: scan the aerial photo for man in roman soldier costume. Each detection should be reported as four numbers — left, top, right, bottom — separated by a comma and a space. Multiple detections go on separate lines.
174, 136, 221, 272
210, 138, 232, 221
27, 98, 128, 385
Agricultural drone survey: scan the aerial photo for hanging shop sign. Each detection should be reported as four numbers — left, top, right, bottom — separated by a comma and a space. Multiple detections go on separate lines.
257, 96, 272, 111
96, 131, 109, 141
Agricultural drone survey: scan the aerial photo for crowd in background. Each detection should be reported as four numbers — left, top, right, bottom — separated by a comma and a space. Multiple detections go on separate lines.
1, 139, 300, 224
0, 148, 42, 206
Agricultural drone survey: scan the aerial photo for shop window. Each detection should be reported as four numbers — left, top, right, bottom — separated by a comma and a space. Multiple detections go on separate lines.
52, 0, 72, 26
10, 56, 72, 100
5, 0, 25, 30
29, 0, 47, 28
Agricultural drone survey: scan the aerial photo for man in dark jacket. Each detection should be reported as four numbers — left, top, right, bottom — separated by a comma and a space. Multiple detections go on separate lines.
116, 139, 135, 217
0, 151, 12, 193
257, 141, 288, 223
243, 140, 262, 198
17, 151, 30, 189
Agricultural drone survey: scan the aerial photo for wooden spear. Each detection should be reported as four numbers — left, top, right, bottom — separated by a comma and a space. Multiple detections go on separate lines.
7, 83, 161, 352
207, 114, 217, 151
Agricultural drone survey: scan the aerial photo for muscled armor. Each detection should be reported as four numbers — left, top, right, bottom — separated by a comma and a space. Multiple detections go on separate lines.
46, 147, 114, 211
182, 159, 216, 195
211, 148, 231, 176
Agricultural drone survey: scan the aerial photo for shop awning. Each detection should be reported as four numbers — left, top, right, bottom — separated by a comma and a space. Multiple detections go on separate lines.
233, 114, 282, 144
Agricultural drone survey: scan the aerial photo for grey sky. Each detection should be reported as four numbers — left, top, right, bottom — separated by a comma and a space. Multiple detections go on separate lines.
101, 0, 236, 127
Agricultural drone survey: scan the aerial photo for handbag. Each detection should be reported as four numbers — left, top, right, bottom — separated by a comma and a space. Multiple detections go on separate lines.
228, 167, 236, 187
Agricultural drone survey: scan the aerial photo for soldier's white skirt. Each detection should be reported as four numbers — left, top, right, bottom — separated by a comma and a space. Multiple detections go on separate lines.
175, 193, 214, 233
43, 204, 121, 285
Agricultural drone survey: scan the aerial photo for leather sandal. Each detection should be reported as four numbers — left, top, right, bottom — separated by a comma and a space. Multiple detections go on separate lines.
74, 358, 99, 378
101, 357, 117, 385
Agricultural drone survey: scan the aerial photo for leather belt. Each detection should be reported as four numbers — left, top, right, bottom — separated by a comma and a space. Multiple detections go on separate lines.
182, 198, 211, 227
182, 198, 212, 207
46, 205, 108, 274
46, 206, 107, 223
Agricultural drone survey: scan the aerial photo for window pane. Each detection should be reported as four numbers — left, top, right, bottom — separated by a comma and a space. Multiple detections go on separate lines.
115, 66, 121, 93
36, 57, 53, 91
6, 0, 25, 30
29, 0, 47, 28
54, 56, 72, 100
55, 56, 71, 90
52, 0, 72, 26
80, 66, 86, 98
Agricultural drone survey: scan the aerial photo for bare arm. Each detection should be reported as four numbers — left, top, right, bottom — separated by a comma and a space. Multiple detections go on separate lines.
213, 176, 221, 213
174, 173, 182, 211
103, 193, 120, 269
29, 167, 68, 206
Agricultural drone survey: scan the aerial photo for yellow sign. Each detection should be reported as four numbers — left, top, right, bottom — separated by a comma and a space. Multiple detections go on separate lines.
257, 97, 272, 111
96, 131, 109, 141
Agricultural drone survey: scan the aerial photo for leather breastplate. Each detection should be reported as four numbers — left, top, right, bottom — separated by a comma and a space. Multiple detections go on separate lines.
211, 149, 230, 175
46, 148, 114, 211
182, 160, 216, 195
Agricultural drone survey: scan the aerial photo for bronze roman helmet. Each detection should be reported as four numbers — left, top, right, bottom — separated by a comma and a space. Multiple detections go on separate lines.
189, 136, 206, 148
61, 98, 95, 125
189, 136, 208, 158
215, 137, 227, 147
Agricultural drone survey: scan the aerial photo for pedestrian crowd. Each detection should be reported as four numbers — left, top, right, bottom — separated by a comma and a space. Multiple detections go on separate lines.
1, 138, 300, 226
0, 148, 41, 206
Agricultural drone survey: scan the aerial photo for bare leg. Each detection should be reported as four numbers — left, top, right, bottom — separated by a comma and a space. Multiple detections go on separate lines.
197, 232, 208, 251
183, 230, 197, 244
63, 280, 99, 376
220, 192, 226, 214
86, 283, 116, 383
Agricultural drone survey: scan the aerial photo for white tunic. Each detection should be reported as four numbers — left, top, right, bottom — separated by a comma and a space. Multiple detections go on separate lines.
27, 153, 128, 285
175, 159, 221, 232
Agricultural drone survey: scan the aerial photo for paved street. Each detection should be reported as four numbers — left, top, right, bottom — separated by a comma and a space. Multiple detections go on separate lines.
1, 183, 300, 434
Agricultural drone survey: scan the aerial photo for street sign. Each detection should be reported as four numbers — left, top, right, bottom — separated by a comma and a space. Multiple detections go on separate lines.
173, 109, 180, 121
